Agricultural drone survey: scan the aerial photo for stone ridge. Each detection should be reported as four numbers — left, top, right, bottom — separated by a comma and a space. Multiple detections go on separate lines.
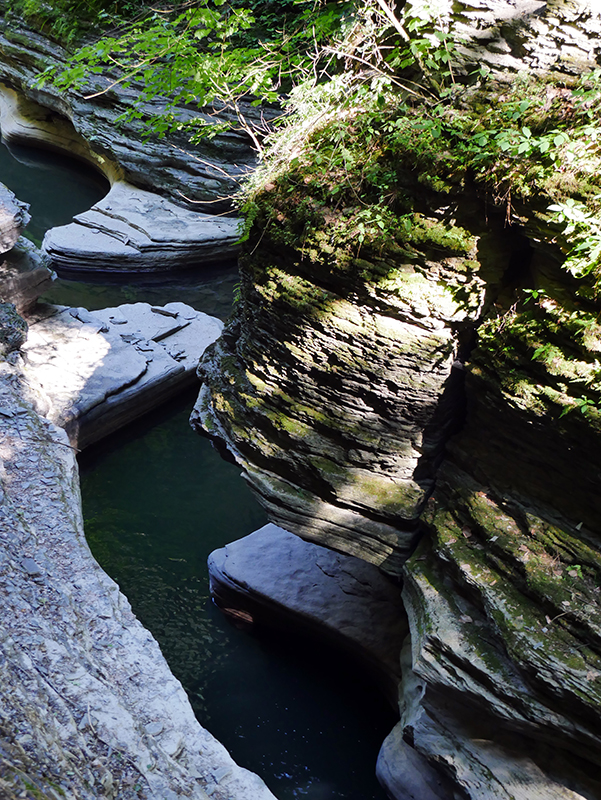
0, 11, 261, 210
22, 301, 224, 450
193, 213, 486, 576
0, 360, 277, 800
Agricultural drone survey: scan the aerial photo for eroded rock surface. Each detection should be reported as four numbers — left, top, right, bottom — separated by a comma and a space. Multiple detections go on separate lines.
42, 182, 240, 274
0, 236, 53, 314
193, 215, 485, 576
0, 180, 29, 253
208, 523, 408, 703
22, 300, 223, 449
0, 25, 256, 209
0, 360, 276, 800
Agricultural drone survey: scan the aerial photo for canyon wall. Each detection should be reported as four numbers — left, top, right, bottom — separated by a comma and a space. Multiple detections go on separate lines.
194, 1, 601, 797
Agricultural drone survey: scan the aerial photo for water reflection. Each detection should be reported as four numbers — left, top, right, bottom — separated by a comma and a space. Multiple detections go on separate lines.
0, 140, 108, 244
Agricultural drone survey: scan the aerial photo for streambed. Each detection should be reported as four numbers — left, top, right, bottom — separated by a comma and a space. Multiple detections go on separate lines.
1, 139, 395, 799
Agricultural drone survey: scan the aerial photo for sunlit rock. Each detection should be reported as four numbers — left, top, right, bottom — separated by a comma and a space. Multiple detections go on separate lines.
0, 360, 276, 800
22, 301, 223, 449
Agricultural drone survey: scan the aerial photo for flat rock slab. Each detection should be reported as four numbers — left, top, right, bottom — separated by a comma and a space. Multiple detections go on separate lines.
43, 182, 240, 274
0, 362, 276, 800
208, 523, 407, 703
0, 180, 30, 254
22, 300, 222, 449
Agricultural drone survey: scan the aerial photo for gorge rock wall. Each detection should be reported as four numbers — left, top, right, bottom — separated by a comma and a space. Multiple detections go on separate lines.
194, 1, 601, 797
0, 6, 257, 208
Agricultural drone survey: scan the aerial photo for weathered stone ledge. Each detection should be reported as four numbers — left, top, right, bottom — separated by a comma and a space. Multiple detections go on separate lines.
0, 359, 276, 800
21, 300, 223, 450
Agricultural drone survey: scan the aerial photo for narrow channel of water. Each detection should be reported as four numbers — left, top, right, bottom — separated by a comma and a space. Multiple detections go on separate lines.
0, 140, 109, 246
1, 139, 396, 799
79, 393, 395, 800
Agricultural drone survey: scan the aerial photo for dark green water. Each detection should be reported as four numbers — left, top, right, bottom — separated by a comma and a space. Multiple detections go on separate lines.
2, 138, 396, 799
0, 140, 109, 246
79, 394, 395, 800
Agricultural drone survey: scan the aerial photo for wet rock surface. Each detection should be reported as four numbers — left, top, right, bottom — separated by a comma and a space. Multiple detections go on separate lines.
0, 361, 276, 800
22, 300, 223, 449
208, 523, 408, 704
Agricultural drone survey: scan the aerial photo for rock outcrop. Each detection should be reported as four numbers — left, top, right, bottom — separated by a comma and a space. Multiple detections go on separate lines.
42, 182, 240, 274
193, 1, 601, 798
1, 236, 53, 314
208, 523, 408, 705
22, 300, 223, 450
0, 18, 257, 209
0, 179, 29, 253
193, 215, 485, 576
0, 357, 276, 800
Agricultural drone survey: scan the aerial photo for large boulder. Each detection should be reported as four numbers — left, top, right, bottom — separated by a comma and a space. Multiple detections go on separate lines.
208, 523, 408, 704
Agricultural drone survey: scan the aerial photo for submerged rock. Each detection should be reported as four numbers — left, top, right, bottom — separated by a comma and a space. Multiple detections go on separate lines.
22, 301, 223, 449
0, 361, 276, 800
208, 523, 408, 704
0, 180, 30, 253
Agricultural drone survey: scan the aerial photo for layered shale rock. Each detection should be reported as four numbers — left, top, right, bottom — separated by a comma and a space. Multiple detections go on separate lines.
0, 179, 29, 253
194, 1, 601, 797
193, 209, 486, 576
0, 236, 53, 314
0, 358, 276, 800
42, 182, 240, 275
22, 301, 223, 449
0, 16, 257, 208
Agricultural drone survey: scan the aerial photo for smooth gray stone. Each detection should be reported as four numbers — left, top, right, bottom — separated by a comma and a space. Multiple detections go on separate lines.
22, 301, 223, 448
208, 523, 407, 704
42, 182, 241, 274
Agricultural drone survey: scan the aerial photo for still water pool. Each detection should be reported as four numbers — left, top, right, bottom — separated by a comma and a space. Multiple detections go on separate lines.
0, 140, 109, 246
79, 393, 395, 800
1, 137, 396, 799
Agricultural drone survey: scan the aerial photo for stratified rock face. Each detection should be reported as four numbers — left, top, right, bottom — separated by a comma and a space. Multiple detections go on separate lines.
0, 22, 257, 209
208, 523, 408, 703
398, 308, 601, 798
42, 182, 240, 274
22, 301, 223, 449
0, 180, 30, 253
0, 361, 276, 800
193, 211, 485, 576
